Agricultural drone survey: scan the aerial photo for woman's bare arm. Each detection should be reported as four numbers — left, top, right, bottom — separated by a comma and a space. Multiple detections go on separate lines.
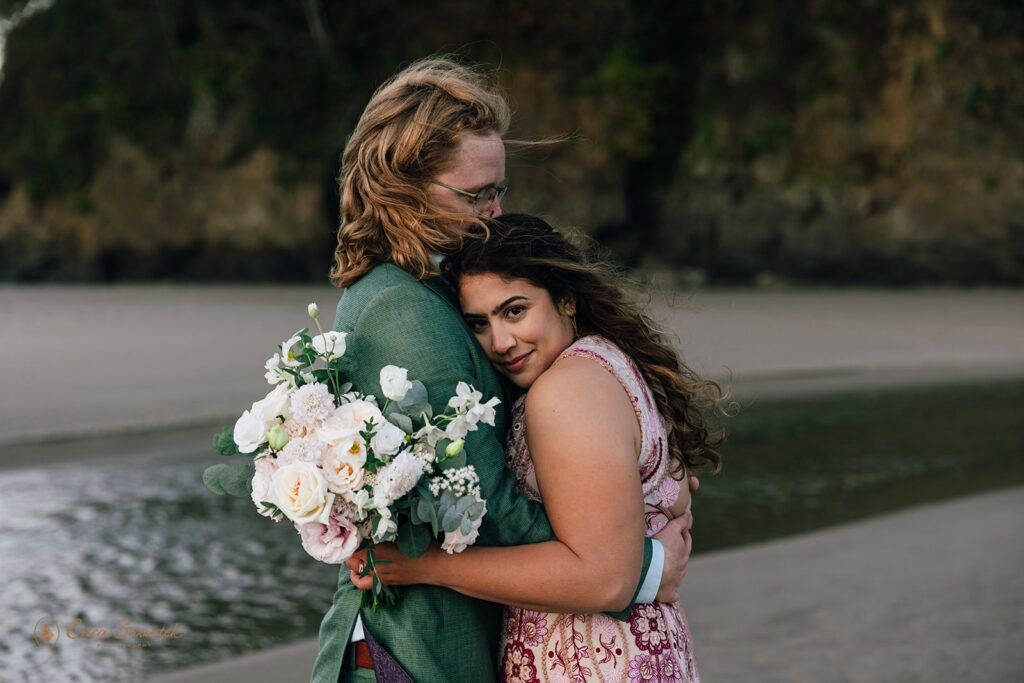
356, 356, 652, 613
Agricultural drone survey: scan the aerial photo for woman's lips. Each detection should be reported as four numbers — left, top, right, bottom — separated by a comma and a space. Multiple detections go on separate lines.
502, 351, 533, 373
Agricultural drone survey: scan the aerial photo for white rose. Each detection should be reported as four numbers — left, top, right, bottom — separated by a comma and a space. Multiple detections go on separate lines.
370, 420, 406, 457
269, 461, 335, 525
379, 365, 413, 402
312, 331, 347, 361
234, 410, 266, 454
252, 383, 292, 426
320, 439, 367, 495
318, 400, 383, 445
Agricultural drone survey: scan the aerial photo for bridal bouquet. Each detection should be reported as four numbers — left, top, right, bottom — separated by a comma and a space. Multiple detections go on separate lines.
203, 303, 497, 606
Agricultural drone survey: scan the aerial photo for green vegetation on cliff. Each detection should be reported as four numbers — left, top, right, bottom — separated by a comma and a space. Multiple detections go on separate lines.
0, 0, 1021, 282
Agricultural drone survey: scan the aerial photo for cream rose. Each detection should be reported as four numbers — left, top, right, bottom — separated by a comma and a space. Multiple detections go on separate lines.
318, 400, 383, 445
320, 438, 367, 495
270, 461, 335, 525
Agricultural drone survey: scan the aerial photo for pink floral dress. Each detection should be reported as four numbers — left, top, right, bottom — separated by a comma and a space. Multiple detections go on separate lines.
499, 336, 700, 683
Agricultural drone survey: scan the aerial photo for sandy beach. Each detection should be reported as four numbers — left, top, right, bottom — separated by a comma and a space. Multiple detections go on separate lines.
3, 285, 1022, 682
3, 285, 1023, 446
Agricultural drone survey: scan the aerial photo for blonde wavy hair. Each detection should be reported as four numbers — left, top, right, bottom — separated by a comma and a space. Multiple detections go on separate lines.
330, 56, 510, 287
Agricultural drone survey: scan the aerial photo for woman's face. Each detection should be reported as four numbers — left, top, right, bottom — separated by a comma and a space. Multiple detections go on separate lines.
458, 273, 576, 389
428, 132, 506, 219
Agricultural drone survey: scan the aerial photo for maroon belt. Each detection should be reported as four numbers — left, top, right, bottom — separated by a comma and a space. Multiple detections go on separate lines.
353, 640, 374, 669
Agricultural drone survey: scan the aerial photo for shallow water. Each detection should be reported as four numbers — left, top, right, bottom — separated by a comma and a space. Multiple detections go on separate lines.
1, 380, 1021, 682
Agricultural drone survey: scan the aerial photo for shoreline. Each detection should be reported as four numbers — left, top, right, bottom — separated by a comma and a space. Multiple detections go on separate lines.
146, 485, 1024, 682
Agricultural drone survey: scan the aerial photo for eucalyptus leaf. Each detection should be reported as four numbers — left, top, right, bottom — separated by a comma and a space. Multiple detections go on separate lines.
338, 382, 353, 394
440, 450, 467, 470
455, 495, 477, 515
460, 517, 473, 535
212, 426, 239, 456
403, 402, 433, 422
441, 505, 462, 533
396, 522, 432, 558
386, 412, 414, 434
417, 497, 440, 534
397, 380, 429, 408
465, 501, 486, 519
202, 464, 229, 495
213, 461, 255, 497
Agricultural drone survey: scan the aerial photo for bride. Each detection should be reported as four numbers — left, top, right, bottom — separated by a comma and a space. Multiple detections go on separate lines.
350, 213, 726, 682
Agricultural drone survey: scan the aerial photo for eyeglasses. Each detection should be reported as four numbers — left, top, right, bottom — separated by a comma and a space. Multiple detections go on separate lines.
430, 180, 508, 211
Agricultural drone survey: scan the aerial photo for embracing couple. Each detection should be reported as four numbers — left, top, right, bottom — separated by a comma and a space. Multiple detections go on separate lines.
309, 56, 724, 683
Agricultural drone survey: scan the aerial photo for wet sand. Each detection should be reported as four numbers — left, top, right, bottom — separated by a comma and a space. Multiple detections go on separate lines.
146, 485, 1024, 682
3, 285, 1023, 446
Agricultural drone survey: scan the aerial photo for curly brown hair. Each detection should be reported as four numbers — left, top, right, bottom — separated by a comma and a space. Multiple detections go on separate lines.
443, 214, 727, 475
330, 56, 510, 288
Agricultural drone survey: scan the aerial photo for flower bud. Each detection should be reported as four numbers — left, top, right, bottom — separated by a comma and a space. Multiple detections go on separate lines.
267, 424, 290, 451
308, 302, 320, 320
445, 439, 465, 458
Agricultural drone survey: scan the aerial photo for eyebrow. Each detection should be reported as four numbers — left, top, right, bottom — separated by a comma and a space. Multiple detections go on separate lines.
463, 295, 529, 319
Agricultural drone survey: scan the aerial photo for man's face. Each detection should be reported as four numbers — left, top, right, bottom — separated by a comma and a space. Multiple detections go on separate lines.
428, 132, 506, 219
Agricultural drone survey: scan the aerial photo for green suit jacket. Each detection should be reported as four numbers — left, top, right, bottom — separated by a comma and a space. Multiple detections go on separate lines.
310, 263, 653, 683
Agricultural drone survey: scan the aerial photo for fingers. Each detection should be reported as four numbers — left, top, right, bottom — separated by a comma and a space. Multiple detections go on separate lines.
688, 475, 700, 493
349, 569, 374, 591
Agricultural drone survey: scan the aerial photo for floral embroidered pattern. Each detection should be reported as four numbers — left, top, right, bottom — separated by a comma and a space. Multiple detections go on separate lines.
498, 336, 699, 683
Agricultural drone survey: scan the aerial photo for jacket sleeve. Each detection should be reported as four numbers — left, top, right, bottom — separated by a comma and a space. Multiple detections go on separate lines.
346, 283, 657, 609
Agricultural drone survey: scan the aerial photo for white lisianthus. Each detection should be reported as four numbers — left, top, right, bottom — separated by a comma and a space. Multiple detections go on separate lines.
290, 383, 335, 428
318, 400, 383, 444
253, 383, 292, 427
277, 436, 324, 465
312, 331, 346, 361
448, 381, 483, 412
264, 353, 294, 386
281, 334, 305, 368
379, 365, 413, 402
468, 396, 500, 427
269, 461, 335, 525
372, 451, 425, 507
234, 410, 267, 453
320, 439, 367, 495
307, 302, 320, 319
371, 420, 406, 457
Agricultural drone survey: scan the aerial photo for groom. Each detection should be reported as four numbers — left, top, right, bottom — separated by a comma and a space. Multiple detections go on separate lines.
310, 57, 694, 683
